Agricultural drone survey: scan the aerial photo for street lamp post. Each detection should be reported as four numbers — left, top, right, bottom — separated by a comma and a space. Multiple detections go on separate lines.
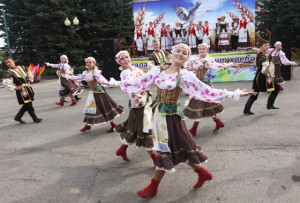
64, 17, 79, 65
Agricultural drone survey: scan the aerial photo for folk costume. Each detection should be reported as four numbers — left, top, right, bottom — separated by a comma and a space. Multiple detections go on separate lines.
202, 25, 212, 48
160, 26, 168, 50
147, 25, 156, 53
166, 27, 173, 50
237, 17, 251, 50
217, 20, 230, 51
231, 19, 239, 50
187, 25, 198, 50
243, 52, 278, 115
47, 62, 83, 106
114, 62, 156, 164
134, 28, 144, 56
172, 26, 184, 45
149, 49, 171, 66
69, 69, 124, 132
112, 44, 242, 198
3, 66, 42, 123
184, 54, 232, 134
266, 48, 293, 84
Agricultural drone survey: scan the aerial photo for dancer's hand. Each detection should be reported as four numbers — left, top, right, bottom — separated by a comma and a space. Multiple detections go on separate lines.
291, 61, 298, 66
44, 62, 50, 66
230, 63, 240, 68
240, 89, 257, 97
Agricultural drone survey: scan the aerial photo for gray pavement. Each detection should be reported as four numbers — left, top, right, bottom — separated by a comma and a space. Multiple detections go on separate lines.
0, 68, 300, 203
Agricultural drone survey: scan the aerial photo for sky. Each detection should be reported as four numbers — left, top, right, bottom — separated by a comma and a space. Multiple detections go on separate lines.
133, 0, 255, 29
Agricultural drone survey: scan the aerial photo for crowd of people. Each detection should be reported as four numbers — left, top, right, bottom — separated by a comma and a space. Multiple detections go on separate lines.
2, 38, 297, 198
135, 12, 254, 56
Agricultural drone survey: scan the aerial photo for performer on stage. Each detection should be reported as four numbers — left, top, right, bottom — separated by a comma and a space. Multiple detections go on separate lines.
215, 17, 221, 51
113, 50, 157, 165
184, 43, 240, 135
243, 40, 279, 115
3, 57, 42, 124
266, 41, 298, 85
160, 23, 168, 50
147, 22, 156, 54
134, 24, 144, 57
197, 21, 204, 45
109, 44, 256, 198
231, 17, 239, 50
173, 22, 184, 45
237, 13, 251, 50
166, 24, 173, 51
187, 20, 198, 53
218, 16, 230, 52
149, 39, 171, 66
202, 21, 212, 49
68, 57, 124, 132
45, 55, 83, 106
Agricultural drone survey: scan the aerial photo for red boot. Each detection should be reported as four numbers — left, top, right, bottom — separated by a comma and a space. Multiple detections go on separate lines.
80, 124, 91, 132
107, 121, 117, 133
279, 85, 284, 92
193, 167, 213, 188
70, 98, 77, 106
116, 144, 130, 161
137, 178, 160, 198
150, 153, 157, 166
213, 118, 224, 132
189, 124, 198, 136
56, 99, 64, 106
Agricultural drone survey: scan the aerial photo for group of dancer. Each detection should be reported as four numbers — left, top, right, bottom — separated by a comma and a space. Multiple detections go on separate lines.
3, 39, 297, 198
135, 12, 253, 56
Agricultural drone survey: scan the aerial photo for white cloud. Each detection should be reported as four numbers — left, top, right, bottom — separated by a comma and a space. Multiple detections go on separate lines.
192, 0, 227, 12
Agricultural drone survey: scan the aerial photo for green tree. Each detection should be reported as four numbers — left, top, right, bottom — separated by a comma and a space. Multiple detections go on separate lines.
0, 0, 134, 68
256, 0, 300, 54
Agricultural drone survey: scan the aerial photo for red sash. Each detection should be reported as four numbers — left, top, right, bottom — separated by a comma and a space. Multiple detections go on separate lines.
188, 26, 196, 36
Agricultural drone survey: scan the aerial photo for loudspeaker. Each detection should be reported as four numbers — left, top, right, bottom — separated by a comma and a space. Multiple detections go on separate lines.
101, 39, 120, 80
271, 26, 292, 80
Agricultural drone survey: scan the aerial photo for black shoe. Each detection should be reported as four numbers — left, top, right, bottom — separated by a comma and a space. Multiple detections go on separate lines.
267, 105, 280, 109
14, 117, 26, 124
243, 111, 255, 115
63, 99, 67, 102
33, 118, 43, 123
74, 96, 81, 102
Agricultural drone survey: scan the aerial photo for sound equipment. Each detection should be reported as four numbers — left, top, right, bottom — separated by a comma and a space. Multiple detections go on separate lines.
101, 39, 120, 80
271, 26, 292, 80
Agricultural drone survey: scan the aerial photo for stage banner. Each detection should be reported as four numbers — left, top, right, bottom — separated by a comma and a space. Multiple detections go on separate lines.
133, 0, 256, 49
131, 51, 257, 82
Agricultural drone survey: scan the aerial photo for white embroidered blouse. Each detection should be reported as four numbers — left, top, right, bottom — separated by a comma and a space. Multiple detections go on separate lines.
116, 66, 240, 103
70, 69, 109, 88
48, 63, 70, 75
120, 66, 148, 107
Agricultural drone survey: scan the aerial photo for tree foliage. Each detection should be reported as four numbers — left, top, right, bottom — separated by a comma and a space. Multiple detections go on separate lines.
256, 0, 300, 52
0, 0, 134, 67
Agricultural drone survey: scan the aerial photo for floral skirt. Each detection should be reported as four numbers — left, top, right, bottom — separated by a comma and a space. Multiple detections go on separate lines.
115, 106, 154, 149
83, 92, 124, 125
155, 113, 208, 172
183, 98, 224, 120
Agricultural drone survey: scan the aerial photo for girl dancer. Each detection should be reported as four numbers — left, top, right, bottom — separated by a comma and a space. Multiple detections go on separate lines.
45, 55, 82, 106
109, 44, 256, 198
113, 51, 156, 165
3, 57, 42, 123
68, 57, 124, 132
266, 41, 298, 86
184, 43, 240, 135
